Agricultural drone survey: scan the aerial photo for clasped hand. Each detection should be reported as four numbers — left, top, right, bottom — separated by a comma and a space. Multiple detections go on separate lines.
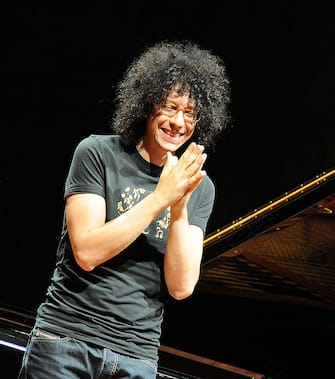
155, 142, 207, 207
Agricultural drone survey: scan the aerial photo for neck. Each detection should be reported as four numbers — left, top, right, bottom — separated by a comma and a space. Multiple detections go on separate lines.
136, 140, 167, 167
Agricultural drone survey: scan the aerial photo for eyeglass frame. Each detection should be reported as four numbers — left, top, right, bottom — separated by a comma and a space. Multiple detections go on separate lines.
157, 101, 200, 125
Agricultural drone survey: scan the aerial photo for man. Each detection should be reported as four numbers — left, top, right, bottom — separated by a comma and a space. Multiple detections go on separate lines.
18, 40, 231, 378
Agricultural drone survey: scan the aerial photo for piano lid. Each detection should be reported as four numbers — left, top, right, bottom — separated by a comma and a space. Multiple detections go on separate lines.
198, 166, 335, 310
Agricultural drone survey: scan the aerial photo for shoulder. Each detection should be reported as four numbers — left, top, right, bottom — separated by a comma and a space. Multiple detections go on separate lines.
74, 134, 123, 154
194, 174, 216, 206
201, 174, 215, 194
77, 134, 121, 148
190, 174, 215, 205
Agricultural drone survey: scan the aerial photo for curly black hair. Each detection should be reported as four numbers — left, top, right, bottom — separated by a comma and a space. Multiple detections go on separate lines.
110, 39, 231, 152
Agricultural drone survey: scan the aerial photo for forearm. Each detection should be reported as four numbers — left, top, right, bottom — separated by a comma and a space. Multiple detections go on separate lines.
70, 192, 167, 271
164, 206, 203, 300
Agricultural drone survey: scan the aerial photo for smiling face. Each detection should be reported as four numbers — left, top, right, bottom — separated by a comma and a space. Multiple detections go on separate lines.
139, 89, 198, 165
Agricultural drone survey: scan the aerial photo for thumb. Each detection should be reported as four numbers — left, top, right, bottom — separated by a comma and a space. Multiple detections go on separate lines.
164, 151, 178, 170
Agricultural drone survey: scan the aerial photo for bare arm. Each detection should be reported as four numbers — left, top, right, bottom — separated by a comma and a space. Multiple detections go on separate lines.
66, 142, 207, 275
164, 207, 204, 300
66, 191, 168, 271
163, 143, 208, 299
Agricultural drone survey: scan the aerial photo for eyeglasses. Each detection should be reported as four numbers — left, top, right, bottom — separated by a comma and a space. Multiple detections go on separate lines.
159, 102, 199, 124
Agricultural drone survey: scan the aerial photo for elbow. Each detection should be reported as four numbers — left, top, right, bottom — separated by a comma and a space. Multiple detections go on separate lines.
168, 285, 195, 301
78, 262, 96, 272
165, 272, 200, 300
73, 248, 96, 272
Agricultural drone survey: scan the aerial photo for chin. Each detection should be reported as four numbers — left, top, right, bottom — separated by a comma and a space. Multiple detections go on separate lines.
163, 141, 184, 153
160, 136, 189, 151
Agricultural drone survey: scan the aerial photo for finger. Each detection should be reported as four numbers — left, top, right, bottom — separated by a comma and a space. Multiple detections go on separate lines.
179, 143, 204, 168
186, 169, 207, 193
185, 152, 207, 178
170, 154, 178, 166
163, 151, 175, 168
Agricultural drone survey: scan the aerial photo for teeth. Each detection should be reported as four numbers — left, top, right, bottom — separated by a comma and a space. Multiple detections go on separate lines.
163, 129, 181, 137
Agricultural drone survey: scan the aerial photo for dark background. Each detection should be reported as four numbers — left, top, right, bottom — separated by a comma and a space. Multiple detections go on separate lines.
2, 3, 335, 378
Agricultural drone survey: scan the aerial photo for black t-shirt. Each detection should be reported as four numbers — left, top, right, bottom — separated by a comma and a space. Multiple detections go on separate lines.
35, 134, 215, 364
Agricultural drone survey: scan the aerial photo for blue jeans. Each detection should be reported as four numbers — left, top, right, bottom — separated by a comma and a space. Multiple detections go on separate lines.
18, 328, 157, 379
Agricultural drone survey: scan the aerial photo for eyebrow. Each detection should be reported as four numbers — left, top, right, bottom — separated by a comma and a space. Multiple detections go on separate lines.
165, 99, 195, 109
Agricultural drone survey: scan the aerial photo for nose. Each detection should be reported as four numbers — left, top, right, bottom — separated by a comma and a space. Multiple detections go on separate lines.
171, 110, 186, 127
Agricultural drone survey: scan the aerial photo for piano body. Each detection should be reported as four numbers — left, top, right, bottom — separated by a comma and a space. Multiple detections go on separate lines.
1, 166, 335, 378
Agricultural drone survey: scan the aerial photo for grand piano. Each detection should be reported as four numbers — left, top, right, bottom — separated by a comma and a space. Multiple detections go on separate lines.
1, 166, 335, 378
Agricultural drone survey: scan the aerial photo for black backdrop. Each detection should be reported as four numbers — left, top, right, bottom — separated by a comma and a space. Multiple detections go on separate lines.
2, 3, 335, 377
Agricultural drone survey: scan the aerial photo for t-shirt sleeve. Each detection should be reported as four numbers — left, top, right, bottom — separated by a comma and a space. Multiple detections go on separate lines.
188, 176, 216, 234
64, 135, 105, 198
